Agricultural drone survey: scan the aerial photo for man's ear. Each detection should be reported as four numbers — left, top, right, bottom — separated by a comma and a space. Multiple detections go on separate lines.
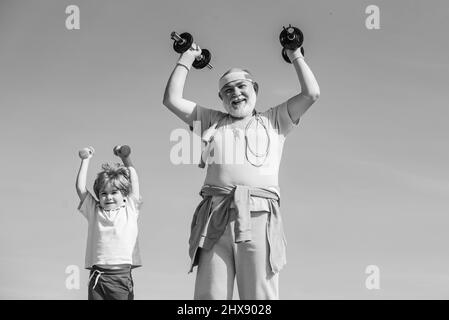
218, 92, 223, 100
253, 82, 259, 95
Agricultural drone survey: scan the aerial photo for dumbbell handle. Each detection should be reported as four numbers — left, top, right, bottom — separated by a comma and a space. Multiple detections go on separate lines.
285, 27, 296, 40
171, 31, 213, 69
171, 31, 185, 44
203, 61, 213, 70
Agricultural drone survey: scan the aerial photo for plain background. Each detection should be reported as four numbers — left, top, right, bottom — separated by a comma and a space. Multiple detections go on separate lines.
1, 0, 448, 299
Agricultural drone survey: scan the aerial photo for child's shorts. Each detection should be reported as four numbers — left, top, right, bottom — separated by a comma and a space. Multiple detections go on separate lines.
88, 265, 134, 300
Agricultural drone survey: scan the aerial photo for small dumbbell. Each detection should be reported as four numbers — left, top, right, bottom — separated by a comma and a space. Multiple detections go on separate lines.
113, 145, 131, 158
279, 24, 305, 63
79, 146, 95, 159
170, 31, 213, 69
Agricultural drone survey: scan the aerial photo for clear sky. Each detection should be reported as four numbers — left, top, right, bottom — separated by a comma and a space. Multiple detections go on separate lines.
1, 0, 449, 299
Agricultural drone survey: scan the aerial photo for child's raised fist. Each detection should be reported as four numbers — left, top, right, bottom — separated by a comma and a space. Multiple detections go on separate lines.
79, 146, 95, 159
113, 145, 131, 158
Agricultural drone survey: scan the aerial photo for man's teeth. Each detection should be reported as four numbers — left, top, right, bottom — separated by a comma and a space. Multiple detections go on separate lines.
232, 99, 245, 105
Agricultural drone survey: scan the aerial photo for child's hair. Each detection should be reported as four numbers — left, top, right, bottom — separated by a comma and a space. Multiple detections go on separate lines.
93, 163, 131, 198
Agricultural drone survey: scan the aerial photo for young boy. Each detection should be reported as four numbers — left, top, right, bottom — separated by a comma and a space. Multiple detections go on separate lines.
75, 145, 142, 300
163, 38, 320, 299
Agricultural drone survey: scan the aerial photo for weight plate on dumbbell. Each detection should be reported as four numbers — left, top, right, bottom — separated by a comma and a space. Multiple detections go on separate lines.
173, 32, 194, 54
79, 147, 94, 159
192, 49, 211, 69
120, 145, 131, 157
281, 47, 305, 63
281, 48, 291, 63
279, 26, 304, 50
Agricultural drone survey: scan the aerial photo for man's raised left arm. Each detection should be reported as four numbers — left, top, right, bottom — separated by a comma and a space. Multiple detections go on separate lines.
285, 48, 320, 123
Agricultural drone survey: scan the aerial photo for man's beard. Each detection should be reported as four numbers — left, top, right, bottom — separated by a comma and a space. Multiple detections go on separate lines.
225, 103, 254, 118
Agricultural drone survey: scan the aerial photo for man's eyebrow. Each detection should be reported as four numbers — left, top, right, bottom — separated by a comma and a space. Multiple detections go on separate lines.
223, 80, 249, 90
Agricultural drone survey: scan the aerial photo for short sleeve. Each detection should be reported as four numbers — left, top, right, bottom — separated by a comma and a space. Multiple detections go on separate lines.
77, 192, 98, 220
126, 195, 142, 217
263, 102, 300, 137
190, 105, 227, 137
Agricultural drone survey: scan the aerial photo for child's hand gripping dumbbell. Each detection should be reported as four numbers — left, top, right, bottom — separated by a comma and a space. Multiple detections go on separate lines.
78, 146, 95, 160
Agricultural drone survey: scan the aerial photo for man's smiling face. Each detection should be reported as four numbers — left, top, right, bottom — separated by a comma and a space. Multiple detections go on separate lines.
219, 79, 258, 118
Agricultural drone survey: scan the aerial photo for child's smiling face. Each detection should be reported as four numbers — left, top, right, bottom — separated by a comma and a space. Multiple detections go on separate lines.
220, 80, 257, 118
99, 183, 125, 211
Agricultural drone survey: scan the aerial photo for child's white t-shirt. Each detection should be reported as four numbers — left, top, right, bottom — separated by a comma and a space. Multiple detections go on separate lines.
78, 192, 142, 269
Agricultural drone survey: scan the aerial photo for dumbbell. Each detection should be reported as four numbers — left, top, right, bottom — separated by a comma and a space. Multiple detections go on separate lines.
170, 31, 213, 69
79, 146, 95, 159
279, 24, 305, 63
113, 145, 131, 158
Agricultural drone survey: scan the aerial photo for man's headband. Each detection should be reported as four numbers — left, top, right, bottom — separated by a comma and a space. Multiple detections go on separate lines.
218, 70, 254, 92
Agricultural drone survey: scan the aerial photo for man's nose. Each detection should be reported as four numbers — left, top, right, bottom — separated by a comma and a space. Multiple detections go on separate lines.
231, 87, 240, 96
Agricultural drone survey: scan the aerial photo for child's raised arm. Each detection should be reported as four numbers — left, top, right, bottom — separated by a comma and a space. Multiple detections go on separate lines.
162, 44, 203, 127
285, 48, 321, 123
113, 145, 140, 200
76, 146, 94, 202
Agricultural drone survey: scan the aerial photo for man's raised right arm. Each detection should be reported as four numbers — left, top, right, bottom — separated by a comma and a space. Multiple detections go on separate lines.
163, 45, 203, 127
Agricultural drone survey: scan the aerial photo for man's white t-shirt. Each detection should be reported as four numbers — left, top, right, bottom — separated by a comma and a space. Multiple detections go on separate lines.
194, 102, 299, 211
